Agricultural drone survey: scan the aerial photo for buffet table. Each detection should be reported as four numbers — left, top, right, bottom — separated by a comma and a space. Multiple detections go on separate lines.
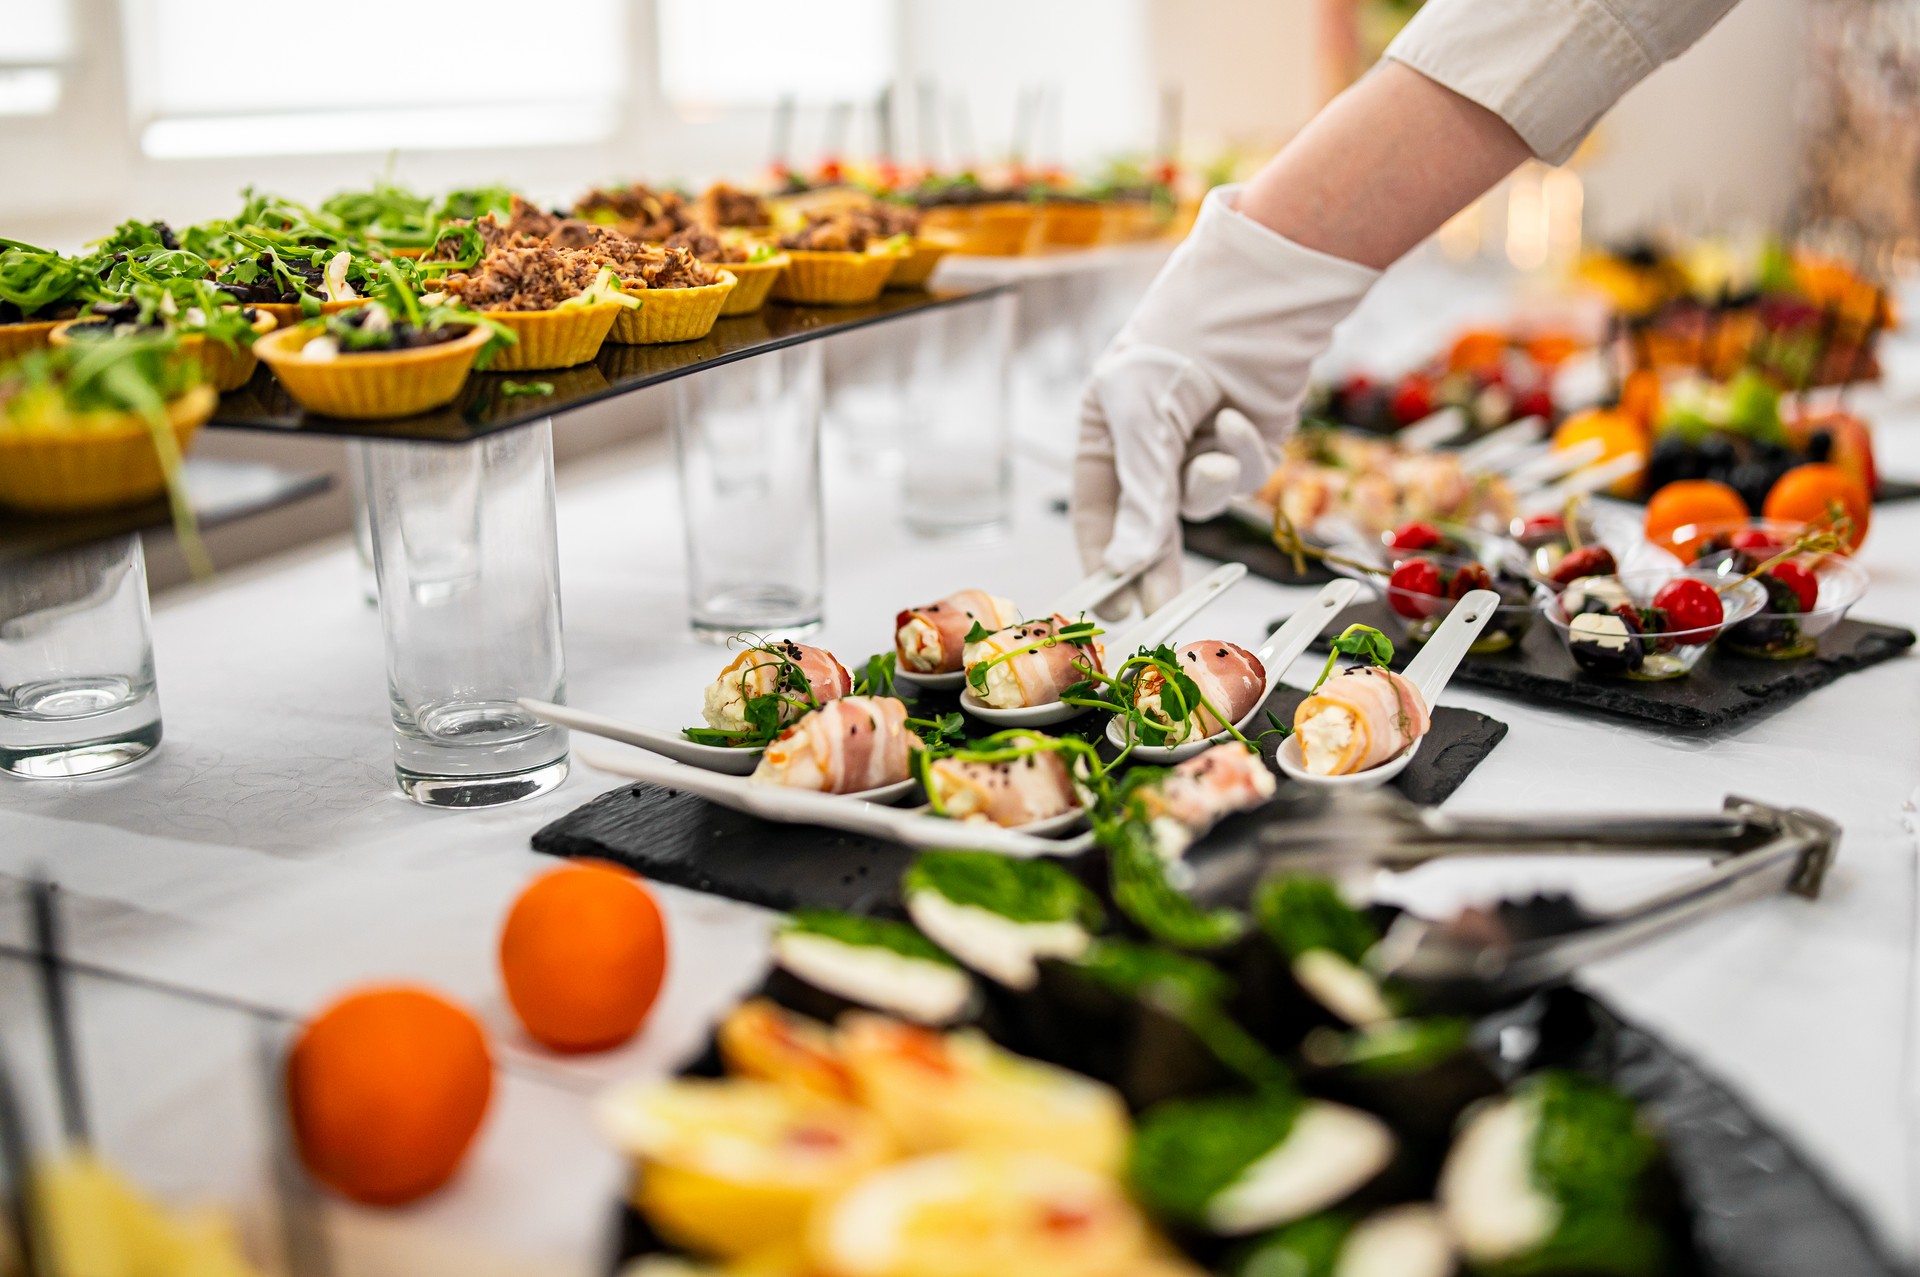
1, 262, 1916, 1276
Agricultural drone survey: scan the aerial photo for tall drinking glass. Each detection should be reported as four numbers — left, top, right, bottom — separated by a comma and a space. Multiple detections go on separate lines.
672, 344, 825, 642
344, 440, 378, 607
0, 535, 161, 778
362, 423, 568, 808
902, 293, 1016, 539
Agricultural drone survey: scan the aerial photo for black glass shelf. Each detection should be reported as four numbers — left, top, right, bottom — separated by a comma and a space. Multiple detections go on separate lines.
1, 460, 331, 566
207, 286, 1007, 445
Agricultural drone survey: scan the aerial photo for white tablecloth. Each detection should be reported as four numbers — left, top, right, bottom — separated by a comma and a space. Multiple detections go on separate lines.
3, 260, 1917, 1275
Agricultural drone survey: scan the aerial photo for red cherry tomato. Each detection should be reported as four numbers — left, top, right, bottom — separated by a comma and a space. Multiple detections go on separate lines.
1768, 562, 1819, 612
1518, 514, 1563, 539
1512, 387, 1555, 421
1387, 559, 1445, 619
1389, 377, 1434, 425
1389, 521, 1444, 551
1651, 577, 1725, 643
1729, 528, 1781, 553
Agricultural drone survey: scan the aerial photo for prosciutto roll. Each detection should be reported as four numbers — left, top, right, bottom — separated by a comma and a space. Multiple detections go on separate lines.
1134, 640, 1267, 742
702, 641, 853, 733
1292, 667, 1431, 776
753, 696, 918, 794
896, 590, 1021, 674
1135, 744, 1278, 857
962, 616, 1103, 709
925, 740, 1081, 827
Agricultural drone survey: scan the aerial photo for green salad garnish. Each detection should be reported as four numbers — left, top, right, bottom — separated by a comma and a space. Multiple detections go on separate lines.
1514, 1072, 1666, 1276
781, 911, 957, 966
1130, 1090, 1304, 1225
903, 852, 1102, 928
1231, 1213, 1355, 1277
1255, 875, 1379, 964
0, 239, 98, 322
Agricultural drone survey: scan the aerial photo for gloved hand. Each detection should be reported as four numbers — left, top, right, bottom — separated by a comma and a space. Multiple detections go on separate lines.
1072, 184, 1381, 615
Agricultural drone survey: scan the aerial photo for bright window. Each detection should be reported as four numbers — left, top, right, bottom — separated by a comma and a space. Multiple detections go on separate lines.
656, 0, 895, 109
0, 2, 72, 117
121, 0, 628, 157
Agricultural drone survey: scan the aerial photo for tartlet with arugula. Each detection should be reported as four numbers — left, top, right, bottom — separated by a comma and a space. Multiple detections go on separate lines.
0, 336, 216, 514
252, 268, 510, 418
0, 239, 98, 362
52, 280, 277, 393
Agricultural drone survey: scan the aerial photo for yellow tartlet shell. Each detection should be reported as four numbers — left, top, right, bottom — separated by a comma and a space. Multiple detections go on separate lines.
885, 236, 960, 290
0, 383, 217, 513
608, 272, 738, 344
717, 255, 789, 316
51, 311, 279, 394
482, 302, 625, 371
253, 323, 490, 419
769, 251, 897, 306
0, 318, 68, 365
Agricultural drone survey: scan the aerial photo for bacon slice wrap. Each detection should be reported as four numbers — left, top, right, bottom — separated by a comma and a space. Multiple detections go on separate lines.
1292, 666, 1431, 775
895, 590, 1021, 674
1135, 640, 1267, 740
962, 616, 1103, 709
754, 696, 918, 794
925, 747, 1081, 828
1135, 744, 1277, 848
704, 641, 854, 733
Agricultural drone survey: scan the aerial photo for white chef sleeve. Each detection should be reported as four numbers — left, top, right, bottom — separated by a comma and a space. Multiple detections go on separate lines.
1383, 0, 1742, 164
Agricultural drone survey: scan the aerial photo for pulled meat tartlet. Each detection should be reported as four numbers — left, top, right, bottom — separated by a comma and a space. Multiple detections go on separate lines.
696, 182, 771, 230
572, 183, 695, 242
769, 213, 903, 306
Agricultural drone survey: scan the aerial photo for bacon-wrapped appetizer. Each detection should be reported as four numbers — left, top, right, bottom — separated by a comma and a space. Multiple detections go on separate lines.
895, 590, 1020, 675
752, 696, 919, 795
1133, 743, 1278, 858
1292, 667, 1431, 776
1133, 640, 1267, 744
701, 640, 853, 735
922, 731, 1083, 827
962, 616, 1102, 709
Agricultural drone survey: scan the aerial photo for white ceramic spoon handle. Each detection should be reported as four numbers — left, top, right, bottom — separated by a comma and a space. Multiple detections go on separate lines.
1400, 588, 1499, 706
578, 746, 1086, 859
1254, 578, 1361, 673
1455, 416, 1547, 472
1519, 451, 1644, 512
1395, 405, 1468, 451
518, 698, 759, 773
1112, 562, 1248, 654
1502, 438, 1602, 487
1047, 568, 1134, 618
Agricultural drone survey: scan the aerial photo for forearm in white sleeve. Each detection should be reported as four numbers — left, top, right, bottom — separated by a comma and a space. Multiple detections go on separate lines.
1384, 0, 1742, 164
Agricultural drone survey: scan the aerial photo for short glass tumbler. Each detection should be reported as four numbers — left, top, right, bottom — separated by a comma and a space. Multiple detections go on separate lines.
902, 292, 1015, 539
0, 534, 161, 778
362, 423, 568, 807
673, 344, 825, 642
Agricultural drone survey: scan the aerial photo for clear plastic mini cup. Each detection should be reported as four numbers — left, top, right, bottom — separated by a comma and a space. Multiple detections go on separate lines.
1543, 568, 1768, 681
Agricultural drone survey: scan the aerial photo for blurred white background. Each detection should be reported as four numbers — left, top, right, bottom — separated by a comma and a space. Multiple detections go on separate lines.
4, 0, 1805, 249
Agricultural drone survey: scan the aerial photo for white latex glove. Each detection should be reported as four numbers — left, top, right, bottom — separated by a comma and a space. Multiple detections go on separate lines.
1072, 184, 1381, 616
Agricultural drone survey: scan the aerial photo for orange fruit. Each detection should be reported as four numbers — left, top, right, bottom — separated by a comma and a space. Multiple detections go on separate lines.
500, 861, 668, 1053
287, 986, 493, 1206
1552, 408, 1648, 497
1644, 480, 1749, 557
1764, 463, 1870, 551
1446, 329, 1508, 374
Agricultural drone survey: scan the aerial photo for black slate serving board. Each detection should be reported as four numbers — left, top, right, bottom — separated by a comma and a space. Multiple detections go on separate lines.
1183, 515, 1338, 585
1306, 600, 1914, 730
532, 687, 1508, 916
602, 982, 1901, 1277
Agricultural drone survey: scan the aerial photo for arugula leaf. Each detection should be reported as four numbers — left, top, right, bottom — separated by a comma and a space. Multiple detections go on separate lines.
500, 380, 554, 398
852, 651, 897, 699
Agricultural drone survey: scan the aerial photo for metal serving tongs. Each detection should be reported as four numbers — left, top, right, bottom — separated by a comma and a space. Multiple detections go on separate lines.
1189, 789, 1839, 1011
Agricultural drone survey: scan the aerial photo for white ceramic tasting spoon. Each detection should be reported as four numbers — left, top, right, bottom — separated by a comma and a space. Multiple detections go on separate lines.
959, 562, 1249, 728
576, 745, 1093, 857
518, 697, 765, 775
1105, 577, 1361, 764
898, 567, 1135, 693
1275, 587, 1497, 792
